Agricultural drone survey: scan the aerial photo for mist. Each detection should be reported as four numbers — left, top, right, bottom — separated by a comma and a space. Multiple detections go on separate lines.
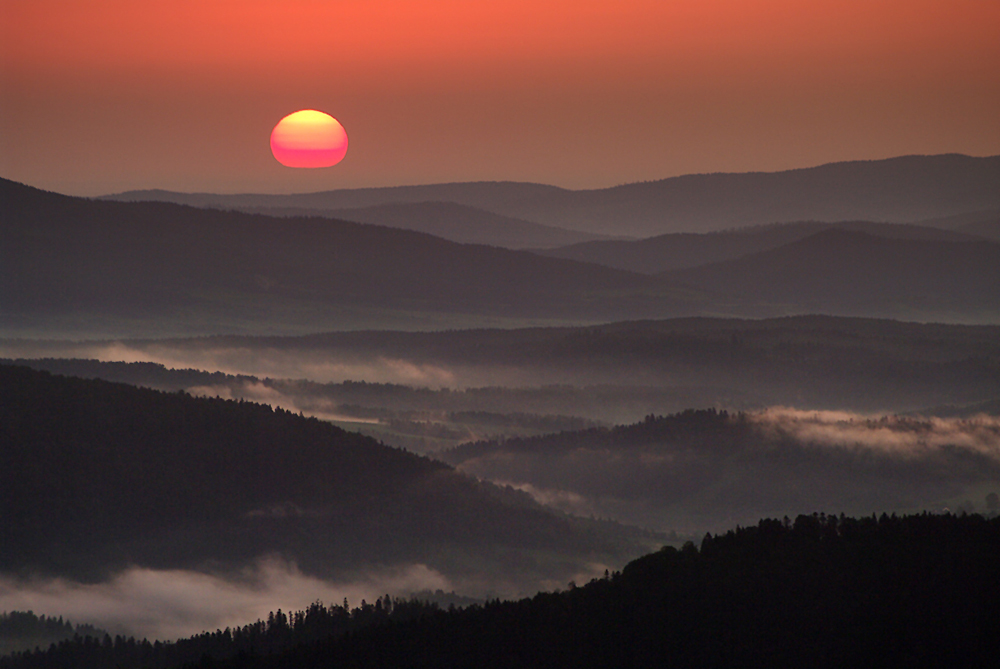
448, 408, 1000, 533
0, 558, 450, 642
5, 341, 464, 388
749, 408, 1000, 462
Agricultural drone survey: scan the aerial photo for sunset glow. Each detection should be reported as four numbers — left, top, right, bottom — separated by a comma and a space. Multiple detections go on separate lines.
1, 0, 997, 194
270, 110, 348, 168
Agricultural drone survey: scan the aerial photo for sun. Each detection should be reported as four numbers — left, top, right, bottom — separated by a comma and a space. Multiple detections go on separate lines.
270, 110, 348, 168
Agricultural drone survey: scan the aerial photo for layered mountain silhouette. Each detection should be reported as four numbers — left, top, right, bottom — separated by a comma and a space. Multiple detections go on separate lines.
1, 177, 686, 334
4, 170, 1000, 336
104, 154, 1000, 236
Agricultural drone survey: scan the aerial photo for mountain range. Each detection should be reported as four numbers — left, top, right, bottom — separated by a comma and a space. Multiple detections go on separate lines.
5, 154, 1000, 338
536, 220, 982, 273
104, 154, 1000, 237
181, 200, 621, 249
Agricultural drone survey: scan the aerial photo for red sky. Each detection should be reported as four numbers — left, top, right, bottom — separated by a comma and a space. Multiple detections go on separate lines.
2, 0, 998, 195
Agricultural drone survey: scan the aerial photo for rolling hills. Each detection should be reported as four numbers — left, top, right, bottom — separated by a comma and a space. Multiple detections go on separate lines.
207, 201, 618, 249
665, 229, 1000, 317
6, 315, 998, 417
105, 154, 1000, 237
440, 409, 1000, 532
535, 220, 981, 274
0, 177, 690, 336
5, 172, 1000, 339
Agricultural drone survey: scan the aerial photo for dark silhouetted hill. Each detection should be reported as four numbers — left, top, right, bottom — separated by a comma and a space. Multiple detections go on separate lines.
0, 365, 650, 588
915, 207, 1000, 237
957, 218, 1000, 241
104, 154, 1000, 236
320, 201, 622, 248
0, 612, 108, 658
7, 514, 996, 668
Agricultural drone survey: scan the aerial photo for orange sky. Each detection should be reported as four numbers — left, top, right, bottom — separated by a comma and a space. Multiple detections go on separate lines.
2, 0, 998, 195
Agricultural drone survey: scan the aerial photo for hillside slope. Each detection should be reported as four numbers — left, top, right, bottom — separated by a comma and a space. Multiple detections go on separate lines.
664, 229, 1000, 316
235, 201, 617, 249
0, 365, 651, 590
7, 514, 995, 669
441, 409, 1000, 531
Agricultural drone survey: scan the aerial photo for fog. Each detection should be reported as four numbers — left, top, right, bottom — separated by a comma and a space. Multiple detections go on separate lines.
452, 408, 1000, 533
0, 558, 450, 642
59, 342, 464, 388
0, 336, 530, 390
750, 408, 1000, 463
497, 481, 597, 518
2, 327, 997, 648
185, 382, 379, 425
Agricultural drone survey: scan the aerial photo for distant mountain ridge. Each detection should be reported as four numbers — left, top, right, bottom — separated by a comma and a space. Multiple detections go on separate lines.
236, 200, 621, 249
535, 220, 982, 274
104, 154, 1000, 236
665, 228, 1000, 314
4, 175, 1000, 337
1, 176, 682, 335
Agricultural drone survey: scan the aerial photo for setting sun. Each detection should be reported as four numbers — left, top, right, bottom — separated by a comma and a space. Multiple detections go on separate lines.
270, 110, 348, 168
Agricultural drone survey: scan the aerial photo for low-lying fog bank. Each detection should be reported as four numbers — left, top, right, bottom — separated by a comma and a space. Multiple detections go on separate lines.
0, 559, 457, 641
444, 409, 1000, 534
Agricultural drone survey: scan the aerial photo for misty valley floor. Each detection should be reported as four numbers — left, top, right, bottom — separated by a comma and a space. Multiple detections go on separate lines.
2, 156, 1000, 665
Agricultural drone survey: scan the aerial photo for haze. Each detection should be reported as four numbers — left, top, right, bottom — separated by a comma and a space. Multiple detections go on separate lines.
2, 0, 998, 195
1, 1, 998, 665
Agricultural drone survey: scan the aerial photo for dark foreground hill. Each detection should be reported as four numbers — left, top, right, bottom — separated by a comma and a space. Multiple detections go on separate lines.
105, 154, 1000, 237
5, 514, 997, 669
0, 365, 651, 589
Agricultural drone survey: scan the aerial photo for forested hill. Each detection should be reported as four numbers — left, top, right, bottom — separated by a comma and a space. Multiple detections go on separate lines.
439, 409, 1000, 532
0, 613, 108, 658
4, 513, 996, 668
0, 365, 644, 585
268, 513, 1000, 669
